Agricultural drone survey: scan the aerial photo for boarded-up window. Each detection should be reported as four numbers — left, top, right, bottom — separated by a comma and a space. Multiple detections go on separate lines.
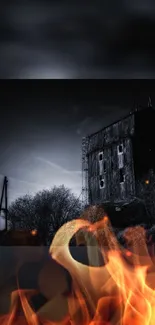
117, 144, 124, 168
99, 152, 106, 188
118, 154, 124, 168
98, 151, 103, 175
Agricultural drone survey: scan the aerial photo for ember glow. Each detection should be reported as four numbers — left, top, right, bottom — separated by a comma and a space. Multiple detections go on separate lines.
1, 215, 155, 324
31, 230, 38, 236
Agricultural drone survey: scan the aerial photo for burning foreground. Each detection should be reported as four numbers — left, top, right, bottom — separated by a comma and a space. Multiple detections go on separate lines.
0, 215, 155, 325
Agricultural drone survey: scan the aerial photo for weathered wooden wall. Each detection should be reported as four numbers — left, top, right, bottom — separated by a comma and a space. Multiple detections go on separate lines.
135, 169, 155, 220
87, 114, 136, 204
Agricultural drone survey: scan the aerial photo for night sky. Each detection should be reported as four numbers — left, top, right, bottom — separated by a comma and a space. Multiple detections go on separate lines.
1, 0, 155, 78
0, 80, 154, 213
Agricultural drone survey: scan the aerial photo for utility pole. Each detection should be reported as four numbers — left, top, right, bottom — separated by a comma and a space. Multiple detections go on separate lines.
0, 176, 8, 231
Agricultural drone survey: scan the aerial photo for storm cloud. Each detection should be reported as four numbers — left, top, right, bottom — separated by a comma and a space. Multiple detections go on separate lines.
1, 0, 155, 78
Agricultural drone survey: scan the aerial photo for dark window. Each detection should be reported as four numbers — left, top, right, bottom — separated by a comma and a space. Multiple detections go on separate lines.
119, 144, 123, 153
119, 168, 124, 183
100, 180, 104, 187
99, 153, 103, 161
99, 176, 105, 189
100, 180, 104, 188
111, 160, 114, 169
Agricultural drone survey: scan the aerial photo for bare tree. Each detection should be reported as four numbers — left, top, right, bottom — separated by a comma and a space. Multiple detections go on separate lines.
8, 194, 35, 230
8, 185, 82, 245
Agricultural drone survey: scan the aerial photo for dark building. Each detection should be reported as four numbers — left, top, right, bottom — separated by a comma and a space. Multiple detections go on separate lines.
82, 106, 155, 218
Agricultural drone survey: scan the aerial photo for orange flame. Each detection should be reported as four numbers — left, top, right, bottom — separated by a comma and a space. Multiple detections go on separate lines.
1, 215, 155, 324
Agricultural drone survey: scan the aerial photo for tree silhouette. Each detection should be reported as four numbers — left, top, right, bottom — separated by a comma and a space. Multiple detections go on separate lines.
8, 185, 82, 245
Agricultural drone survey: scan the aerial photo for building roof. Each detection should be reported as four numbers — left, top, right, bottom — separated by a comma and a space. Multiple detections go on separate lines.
87, 106, 154, 139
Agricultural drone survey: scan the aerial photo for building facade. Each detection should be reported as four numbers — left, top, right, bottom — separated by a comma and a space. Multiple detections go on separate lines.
82, 107, 155, 216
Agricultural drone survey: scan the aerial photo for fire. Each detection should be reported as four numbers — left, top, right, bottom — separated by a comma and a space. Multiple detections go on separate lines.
1, 215, 155, 324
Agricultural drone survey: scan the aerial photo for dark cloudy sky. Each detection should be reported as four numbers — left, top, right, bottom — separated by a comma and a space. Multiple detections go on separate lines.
0, 80, 154, 219
1, 0, 155, 78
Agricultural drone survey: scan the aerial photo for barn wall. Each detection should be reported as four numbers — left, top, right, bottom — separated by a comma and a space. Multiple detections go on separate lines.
87, 114, 135, 204
135, 169, 155, 219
